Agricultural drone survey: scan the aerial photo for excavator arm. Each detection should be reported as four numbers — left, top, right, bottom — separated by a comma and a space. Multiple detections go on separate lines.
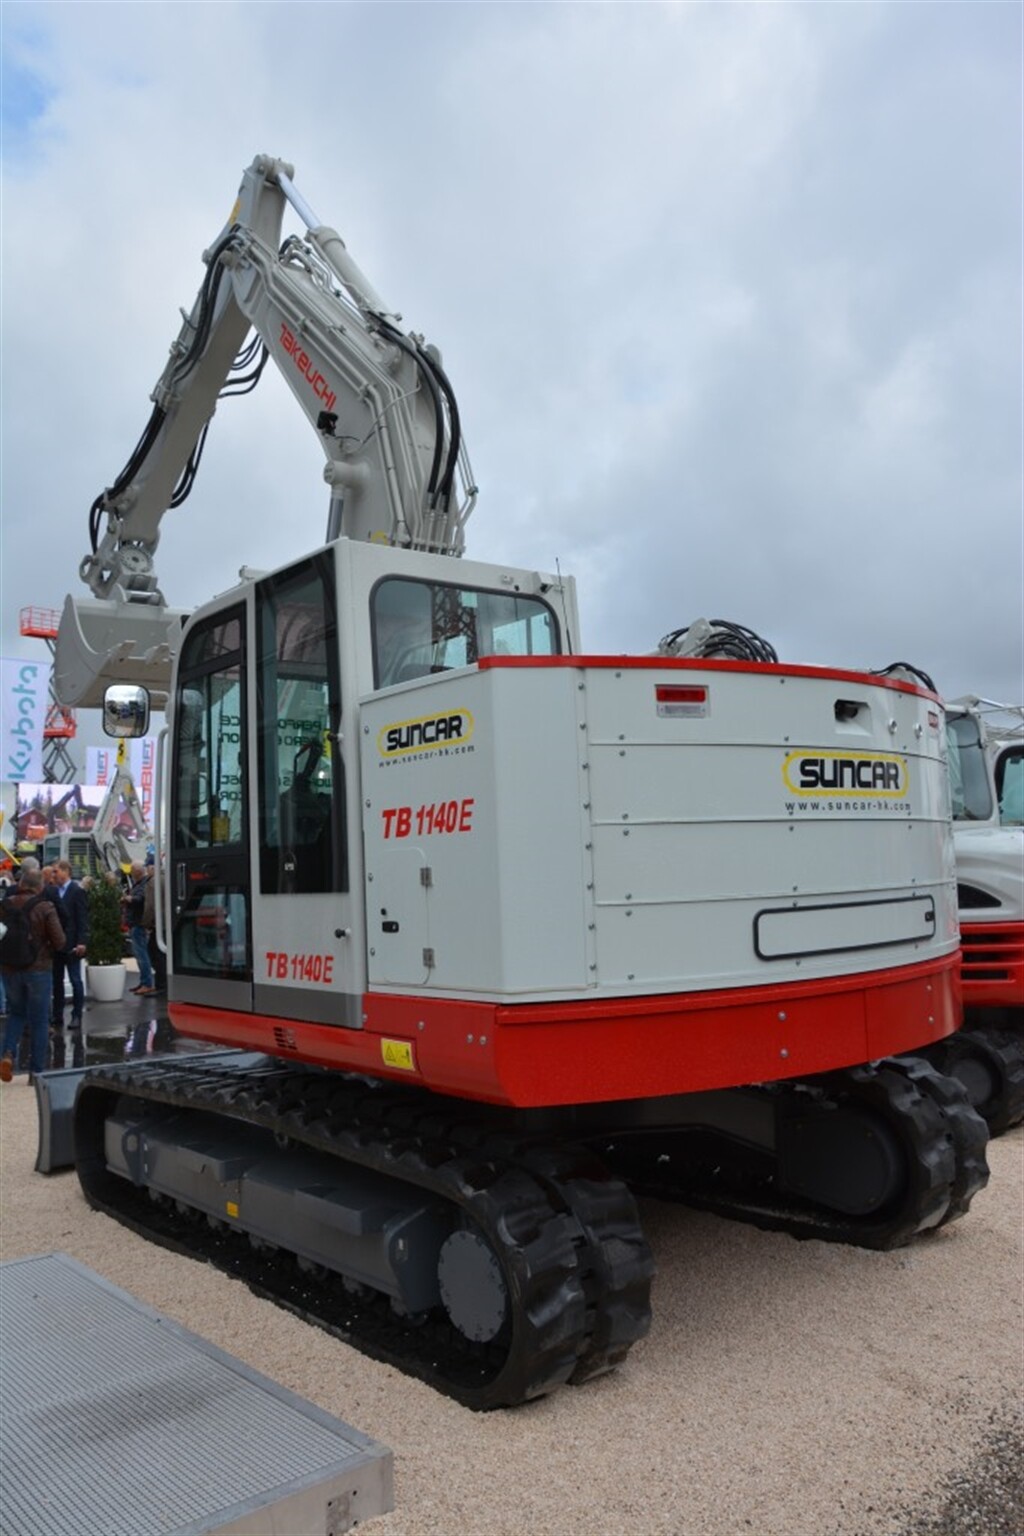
91, 747, 151, 874
55, 155, 476, 707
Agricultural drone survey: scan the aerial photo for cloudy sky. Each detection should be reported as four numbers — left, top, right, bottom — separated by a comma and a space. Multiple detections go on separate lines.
2, 3, 1021, 768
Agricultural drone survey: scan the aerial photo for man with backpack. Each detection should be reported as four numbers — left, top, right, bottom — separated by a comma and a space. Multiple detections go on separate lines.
0, 867, 66, 1082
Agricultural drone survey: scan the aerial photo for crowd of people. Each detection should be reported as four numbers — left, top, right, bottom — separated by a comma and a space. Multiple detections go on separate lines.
0, 855, 166, 1084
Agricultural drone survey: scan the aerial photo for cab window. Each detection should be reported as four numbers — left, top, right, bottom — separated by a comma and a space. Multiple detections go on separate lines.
947, 715, 994, 822
372, 577, 559, 688
997, 748, 1023, 825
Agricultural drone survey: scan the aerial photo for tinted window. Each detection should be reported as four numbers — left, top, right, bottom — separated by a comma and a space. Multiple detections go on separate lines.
372, 578, 558, 688
947, 714, 994, 821
256, 557, 346, 894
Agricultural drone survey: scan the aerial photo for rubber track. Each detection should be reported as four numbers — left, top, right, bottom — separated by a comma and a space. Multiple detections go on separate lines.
604, 1058, 989, 1251
73, 1057, 653, 1410
918, 1025, 1024, 1137
895, 1056, 991, 1221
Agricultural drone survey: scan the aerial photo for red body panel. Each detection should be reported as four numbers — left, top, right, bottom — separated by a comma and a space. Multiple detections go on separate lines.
170, 953, 961, 1109
960, 920, 1024, 1009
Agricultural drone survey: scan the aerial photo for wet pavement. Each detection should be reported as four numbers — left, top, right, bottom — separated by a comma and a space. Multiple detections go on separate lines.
50, 984, 181, 1070
6, 969, 203, 1078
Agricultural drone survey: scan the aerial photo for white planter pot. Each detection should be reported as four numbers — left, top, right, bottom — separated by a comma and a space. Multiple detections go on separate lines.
87, 963, 127, 1003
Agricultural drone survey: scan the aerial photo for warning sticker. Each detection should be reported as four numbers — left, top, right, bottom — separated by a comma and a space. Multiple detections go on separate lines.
381, 1038, 416, 1072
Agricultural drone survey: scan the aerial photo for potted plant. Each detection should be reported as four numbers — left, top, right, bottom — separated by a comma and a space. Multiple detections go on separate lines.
86, 876, 128, 1002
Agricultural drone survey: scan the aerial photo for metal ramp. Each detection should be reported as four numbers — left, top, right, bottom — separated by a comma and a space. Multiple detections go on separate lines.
0, 1253, 394, 1535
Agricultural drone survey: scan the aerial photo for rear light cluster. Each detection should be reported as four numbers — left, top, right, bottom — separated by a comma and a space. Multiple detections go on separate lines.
655, 684, 709, 719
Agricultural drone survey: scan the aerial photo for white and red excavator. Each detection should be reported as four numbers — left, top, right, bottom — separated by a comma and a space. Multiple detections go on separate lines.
50, 156, 988, 1408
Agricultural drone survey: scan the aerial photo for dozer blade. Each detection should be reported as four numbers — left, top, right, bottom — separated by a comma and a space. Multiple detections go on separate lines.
54, 594, 189, 707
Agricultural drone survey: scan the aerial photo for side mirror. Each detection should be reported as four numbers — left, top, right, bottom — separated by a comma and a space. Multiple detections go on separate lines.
103, 684, 150, 739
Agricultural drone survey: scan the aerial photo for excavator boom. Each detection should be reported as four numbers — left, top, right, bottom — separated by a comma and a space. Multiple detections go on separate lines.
55, 155, 475, 708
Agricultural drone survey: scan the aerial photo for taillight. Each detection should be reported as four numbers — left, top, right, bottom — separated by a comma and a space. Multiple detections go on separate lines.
655, 684, 709, 718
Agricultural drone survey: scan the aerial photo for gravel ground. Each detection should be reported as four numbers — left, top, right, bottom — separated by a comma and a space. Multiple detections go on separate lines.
1, 1081, 1021, 1536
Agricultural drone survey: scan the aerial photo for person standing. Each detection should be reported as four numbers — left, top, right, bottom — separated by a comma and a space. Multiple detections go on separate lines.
142, 859, 166, 993
0, 868, 66, 1082
126, 862, 156, 996
51, 860, 89, 1032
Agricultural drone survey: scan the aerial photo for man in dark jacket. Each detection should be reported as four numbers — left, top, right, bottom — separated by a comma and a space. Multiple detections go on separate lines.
1, 868, 66, 1081
52, 860, 90, 1032
126, 863, 155, 995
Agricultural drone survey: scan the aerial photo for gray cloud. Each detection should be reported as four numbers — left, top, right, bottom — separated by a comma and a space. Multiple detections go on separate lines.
2, 2, 1020, 773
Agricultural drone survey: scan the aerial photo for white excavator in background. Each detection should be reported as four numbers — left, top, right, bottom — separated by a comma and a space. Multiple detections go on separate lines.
39, 742, 152, 878
926, 696, 1024, 1133
49, 156, 989, 1409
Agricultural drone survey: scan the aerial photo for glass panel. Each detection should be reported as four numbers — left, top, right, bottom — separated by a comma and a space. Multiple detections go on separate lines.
997, 748, 1024, 824
180, 615, 242, 671
172, 604, 250, 985
175, 662, 245, 849
257, 559, 345, 894
176, 885, 249, 978
947, 715, 994, 821
372, 578, 558, 688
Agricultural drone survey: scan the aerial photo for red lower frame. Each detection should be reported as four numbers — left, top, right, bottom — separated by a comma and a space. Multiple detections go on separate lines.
170, 954, 961, 1110
960, 921, 1024, 1009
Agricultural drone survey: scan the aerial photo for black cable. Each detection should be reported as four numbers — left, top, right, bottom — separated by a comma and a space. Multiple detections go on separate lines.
425, 350, 461, 508
170, 345, 269, 508
379, 321, 445, 501
171, 229, 240, 384
660, 620, 778, 664
232, 333, 264, 371
872, 662, 938, 693
89, 403, 167, 552
218, 343, 269, 398
169, 422, 210, 508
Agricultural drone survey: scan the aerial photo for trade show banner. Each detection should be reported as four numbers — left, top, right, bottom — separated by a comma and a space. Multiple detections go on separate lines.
1, 658, 46, 782
86, 737, 158, 823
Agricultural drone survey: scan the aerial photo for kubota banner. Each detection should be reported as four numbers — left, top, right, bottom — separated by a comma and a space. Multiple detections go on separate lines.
1, 658, 46, 782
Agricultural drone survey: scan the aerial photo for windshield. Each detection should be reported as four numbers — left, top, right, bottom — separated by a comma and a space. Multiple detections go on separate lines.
946, 714, 994, 821
996, 748, 1023, 825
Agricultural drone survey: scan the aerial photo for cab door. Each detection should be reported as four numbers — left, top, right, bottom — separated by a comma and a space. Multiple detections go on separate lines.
250, 553, 358, 1027
169, 604, 252, 1012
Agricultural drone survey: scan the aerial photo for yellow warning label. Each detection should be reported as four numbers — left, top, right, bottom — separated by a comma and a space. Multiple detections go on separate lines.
225, 1201, 239, 1219
381, 1038, 415, 1071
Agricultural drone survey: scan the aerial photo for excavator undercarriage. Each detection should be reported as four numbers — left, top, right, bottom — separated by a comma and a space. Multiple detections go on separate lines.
73, 1049, 988, 1409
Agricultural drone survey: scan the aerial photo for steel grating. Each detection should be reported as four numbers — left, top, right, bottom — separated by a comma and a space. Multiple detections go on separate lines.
0, 1253, 393, 1535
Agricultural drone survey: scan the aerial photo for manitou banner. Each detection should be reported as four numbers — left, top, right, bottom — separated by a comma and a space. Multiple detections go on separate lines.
86, 738, 158, 822
1, 658, 46, 782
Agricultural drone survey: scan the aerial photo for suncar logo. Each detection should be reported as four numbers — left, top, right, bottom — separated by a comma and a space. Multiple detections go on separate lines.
782, 749, 908, 797
378, 709, 474, 758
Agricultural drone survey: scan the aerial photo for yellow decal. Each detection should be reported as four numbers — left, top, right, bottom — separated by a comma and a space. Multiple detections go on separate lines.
381, 1038, 416, 1071
116, 739, 128, 767
378, 709, 474, 758
783, 749, 908, 797
225, 1201, 239, 1219
227, 196, 242, 225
